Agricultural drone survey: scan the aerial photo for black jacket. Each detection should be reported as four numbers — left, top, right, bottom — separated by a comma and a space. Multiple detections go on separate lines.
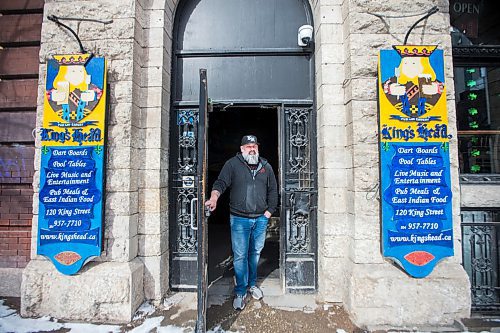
212, 153, 278, 218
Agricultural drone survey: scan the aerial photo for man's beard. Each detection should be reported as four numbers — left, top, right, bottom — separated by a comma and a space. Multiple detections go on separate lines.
242, 152, 259, 165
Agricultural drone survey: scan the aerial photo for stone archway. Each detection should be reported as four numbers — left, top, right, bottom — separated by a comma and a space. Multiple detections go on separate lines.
167, 0, 317, 293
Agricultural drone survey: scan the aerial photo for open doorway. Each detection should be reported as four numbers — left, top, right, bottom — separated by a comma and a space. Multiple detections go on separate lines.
206, 106, 280, 285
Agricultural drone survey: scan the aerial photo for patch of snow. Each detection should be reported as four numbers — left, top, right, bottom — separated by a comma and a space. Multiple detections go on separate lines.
336, 329, 347, 333
0, 300, 122, 333
0, 314, 63, 333
64, 322, 121, 333
0, 297, 243, 333
128, 316, 164, 333
0, 301, 63, 333
0, 300, 16, 317
133, 301, 156, 320
163, 293, 187, 310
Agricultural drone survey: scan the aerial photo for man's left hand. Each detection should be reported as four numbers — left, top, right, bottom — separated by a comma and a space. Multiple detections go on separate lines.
264, 211, 272, 218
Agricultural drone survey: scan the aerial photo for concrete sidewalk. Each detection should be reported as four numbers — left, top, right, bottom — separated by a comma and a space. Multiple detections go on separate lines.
2, 277, 500, 333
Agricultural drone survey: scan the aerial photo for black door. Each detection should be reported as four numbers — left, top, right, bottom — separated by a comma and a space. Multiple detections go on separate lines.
170, 0, 317, 293
169, 70, 209, 290
280, 105, 317, 292
195, 69, 209, 332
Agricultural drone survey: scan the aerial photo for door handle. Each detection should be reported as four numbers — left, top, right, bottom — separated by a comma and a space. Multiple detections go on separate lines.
190, 197, 198, 230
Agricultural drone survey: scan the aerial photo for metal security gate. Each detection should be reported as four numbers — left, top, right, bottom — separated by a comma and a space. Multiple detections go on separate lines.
169, 0, 317, 292
461, 209, 500, 312
169, 106, 200, 289
280, 106, 317, 292
169, 104, 318, 292
168, 72, 210, 291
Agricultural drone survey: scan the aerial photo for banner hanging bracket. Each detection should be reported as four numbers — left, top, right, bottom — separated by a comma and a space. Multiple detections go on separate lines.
47, 15, 113, 55
403, 6, 439, 45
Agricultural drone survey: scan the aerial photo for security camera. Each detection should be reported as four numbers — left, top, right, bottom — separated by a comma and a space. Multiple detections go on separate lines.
298, 25, 313, 47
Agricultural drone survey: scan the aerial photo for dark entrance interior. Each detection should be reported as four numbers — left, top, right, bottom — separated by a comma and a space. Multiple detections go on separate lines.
206, 106, 279, 285
170, 0, 316, 294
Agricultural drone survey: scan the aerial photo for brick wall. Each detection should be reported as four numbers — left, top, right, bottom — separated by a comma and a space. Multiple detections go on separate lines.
0, 0, 44, 271
0, 184, 33, 268
0, 146, 35, 268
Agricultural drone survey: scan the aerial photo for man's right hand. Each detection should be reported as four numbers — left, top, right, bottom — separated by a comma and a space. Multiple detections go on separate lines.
204, 190, 220, 211
205, 198, 217, 211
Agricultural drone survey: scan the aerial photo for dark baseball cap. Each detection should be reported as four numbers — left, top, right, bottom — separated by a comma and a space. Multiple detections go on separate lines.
241, 135, 259, 146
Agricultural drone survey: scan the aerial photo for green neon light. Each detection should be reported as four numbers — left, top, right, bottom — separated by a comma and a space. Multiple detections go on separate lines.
466, 80, 477, 88
468, 108, 478, 116
471, 165, 481, 173
468, 92, 477, 100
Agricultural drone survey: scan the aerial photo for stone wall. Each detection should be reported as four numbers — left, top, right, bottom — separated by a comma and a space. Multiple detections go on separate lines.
461, 184, 500, 207
133, 0, 173, 302
325, 0, 472, 328
22, 260, 144, 323
312, 0, 353, 304
22, 0, 148, 322
19, 0, 475, 327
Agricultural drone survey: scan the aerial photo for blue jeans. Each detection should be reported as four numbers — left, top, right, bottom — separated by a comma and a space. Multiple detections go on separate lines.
230, 214, 268, 296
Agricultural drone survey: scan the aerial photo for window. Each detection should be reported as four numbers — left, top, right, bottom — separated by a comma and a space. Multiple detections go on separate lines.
455, 66, 500, 174
461, 209, 500, 312
450, 0, 500, 46
450, 1, 500, 178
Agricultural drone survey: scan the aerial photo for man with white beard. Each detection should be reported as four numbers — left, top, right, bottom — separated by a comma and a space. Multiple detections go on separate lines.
205, 135, 278, 310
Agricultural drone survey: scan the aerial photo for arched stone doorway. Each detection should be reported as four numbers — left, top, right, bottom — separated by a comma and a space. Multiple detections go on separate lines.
168, 0, 318, 293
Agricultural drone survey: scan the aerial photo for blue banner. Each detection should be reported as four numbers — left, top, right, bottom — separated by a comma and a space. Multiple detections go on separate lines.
380, 142, 454, 277
38, 146, 104, 274
39, 54, 107, 275
379, 46, 454, 278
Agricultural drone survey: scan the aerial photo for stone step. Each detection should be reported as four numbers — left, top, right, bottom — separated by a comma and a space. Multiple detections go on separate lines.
206, 274, 318, 312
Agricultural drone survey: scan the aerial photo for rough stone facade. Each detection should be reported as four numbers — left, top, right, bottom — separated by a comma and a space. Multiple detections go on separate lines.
16, 0, 476, 329
314, 0, 471, 328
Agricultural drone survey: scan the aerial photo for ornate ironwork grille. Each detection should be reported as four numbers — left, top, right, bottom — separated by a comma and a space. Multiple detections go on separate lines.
461, 209, 500, 312
169, 109, 200, 288
281, 106, 317, 291
169, 106, 318, 291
